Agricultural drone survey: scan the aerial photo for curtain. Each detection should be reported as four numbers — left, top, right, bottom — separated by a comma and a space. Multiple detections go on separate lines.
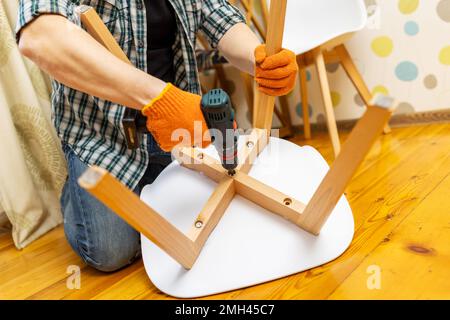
0, 1, 67, 248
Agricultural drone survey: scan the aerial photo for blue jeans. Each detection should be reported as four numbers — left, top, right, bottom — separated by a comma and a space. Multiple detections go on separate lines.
60, 135, 172, 272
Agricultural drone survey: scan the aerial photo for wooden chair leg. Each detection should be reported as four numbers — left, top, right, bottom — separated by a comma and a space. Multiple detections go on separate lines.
314, 51, 341, 157
246, 72, 293, 138
298, 62, 311, 140
244, 74, 293, 138
259, 0, 269, 29
241, 72, 255, 120
242, 74, 291, 138
252, 0, 287, 131
335, 44, 391, 134
278, 95, 294, 137
300, 95, 395, 234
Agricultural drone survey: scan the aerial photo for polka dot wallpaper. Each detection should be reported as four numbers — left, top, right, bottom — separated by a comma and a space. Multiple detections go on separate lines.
313, 0, 450, 123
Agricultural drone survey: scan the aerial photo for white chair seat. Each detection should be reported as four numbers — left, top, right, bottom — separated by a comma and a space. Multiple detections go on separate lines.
140, 135, 354, 298
278, 0, 367, 54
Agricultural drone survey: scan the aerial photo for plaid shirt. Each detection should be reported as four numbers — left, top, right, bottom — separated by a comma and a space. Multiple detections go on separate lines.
16, 0, 244, 189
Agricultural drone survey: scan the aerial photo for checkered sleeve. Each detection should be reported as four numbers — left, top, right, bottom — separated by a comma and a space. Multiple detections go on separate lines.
16, 0, 77, 42
200, 0, 246, 48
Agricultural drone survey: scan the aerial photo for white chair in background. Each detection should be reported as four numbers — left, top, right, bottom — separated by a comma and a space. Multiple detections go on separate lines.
263, 0, 389, 157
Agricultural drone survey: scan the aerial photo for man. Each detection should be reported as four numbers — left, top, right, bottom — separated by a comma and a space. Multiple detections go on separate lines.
16, 0, 298, 271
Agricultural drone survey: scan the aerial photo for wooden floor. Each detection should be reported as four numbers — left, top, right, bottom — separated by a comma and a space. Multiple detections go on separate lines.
1, 124, 449, 300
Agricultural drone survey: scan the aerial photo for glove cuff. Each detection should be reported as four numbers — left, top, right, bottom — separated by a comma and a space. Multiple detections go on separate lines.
141, 83, 173, 116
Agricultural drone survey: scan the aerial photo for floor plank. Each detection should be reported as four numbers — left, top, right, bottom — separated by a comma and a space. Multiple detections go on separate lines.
209, 124, 450, 299
0, 124, 449, 299
328, 172, 450, 299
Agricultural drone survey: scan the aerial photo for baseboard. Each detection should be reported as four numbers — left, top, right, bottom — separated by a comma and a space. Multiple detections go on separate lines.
389, 109, 450, 127
289, 109, 450, 133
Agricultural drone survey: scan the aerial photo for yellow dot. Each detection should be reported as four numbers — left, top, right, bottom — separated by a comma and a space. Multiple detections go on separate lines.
439, 46, 450, 65
399, 0, 419, 14
371, 36, 394, 57
330, 91, 341, 107
372, 85, 389, 96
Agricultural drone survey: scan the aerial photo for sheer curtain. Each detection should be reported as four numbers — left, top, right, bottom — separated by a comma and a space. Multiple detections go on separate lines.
0, 0, 67, 248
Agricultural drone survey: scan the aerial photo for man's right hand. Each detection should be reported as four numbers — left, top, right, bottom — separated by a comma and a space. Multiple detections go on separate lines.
141, 83, 211, 152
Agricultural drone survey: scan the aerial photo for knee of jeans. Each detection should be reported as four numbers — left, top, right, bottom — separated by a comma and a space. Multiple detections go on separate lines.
79, 239, 141, 273
61, 144, 141, 272
65, 229, 141, 273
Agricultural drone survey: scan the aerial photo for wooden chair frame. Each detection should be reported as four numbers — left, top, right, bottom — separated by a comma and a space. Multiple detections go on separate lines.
230, 0, 294, 138
78, 2, 395, 270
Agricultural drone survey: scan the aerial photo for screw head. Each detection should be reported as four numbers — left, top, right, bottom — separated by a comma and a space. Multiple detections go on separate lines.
246, 141, 254, 148
195, 220, 203, 228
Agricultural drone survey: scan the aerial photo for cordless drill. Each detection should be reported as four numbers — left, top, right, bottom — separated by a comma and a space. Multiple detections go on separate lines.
201, 89, 239, 175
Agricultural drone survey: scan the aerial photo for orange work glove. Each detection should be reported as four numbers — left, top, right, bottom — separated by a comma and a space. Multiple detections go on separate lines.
142, 83, 211, 152
254, 44, 298, 96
